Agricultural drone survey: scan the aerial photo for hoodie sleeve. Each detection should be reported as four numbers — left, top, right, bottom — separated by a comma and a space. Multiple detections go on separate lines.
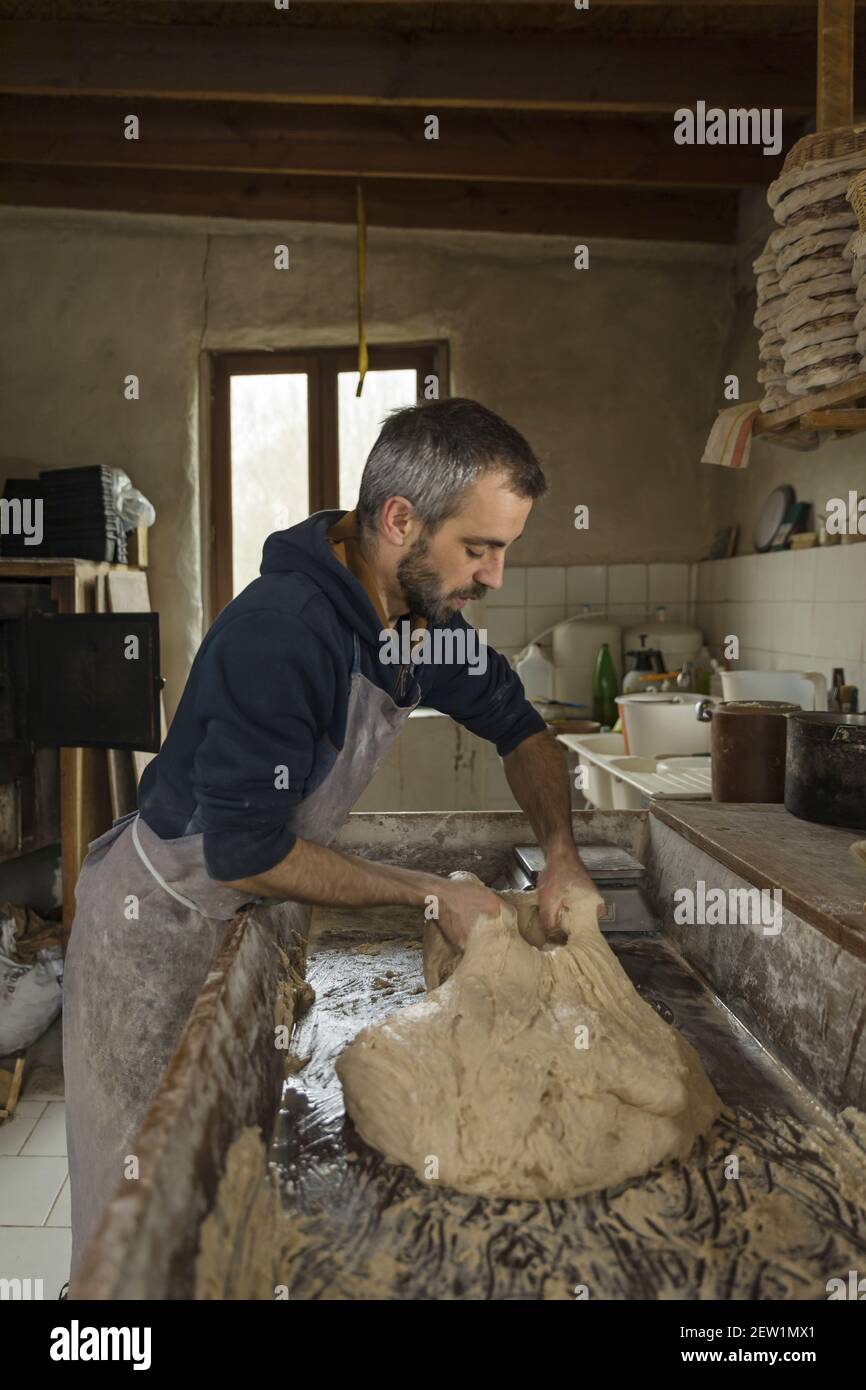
419, 616, 546, 756
190, 610, 340, 881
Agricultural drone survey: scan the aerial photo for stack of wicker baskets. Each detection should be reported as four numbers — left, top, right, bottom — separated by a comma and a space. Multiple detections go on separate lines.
757, 125, 866, 407
753, 229, 790, 412
847, 170, 866, 374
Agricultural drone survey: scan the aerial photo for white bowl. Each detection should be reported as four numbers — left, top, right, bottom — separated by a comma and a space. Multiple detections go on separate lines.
615, 692, 711, 757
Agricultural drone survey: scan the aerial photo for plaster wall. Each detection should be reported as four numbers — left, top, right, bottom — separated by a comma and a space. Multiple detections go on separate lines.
0, 207, 734, 713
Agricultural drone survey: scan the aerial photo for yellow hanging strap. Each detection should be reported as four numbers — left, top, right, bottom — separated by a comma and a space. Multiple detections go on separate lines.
355, 181, 368, 398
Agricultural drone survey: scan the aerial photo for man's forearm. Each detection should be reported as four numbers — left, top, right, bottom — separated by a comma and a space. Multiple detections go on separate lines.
503, 729, 576, 853
224, 836, 438, 909
504, 729, 600, 915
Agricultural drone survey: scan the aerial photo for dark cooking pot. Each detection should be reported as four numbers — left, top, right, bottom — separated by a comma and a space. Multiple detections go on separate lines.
696, 699, 799, 803
785, 712, 866, 829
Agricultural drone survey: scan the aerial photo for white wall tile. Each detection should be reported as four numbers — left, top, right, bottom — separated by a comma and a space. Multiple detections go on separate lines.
752, 552, 774, 601
486, 565, 525, 607
718, 559, 735, 602
771, 550, 795, 600
838, 539, 866, 596
791, 547, 816, 601
758, 601, 775, 651
776, 601, 799, 656
566, 565, 606, 608
495, 644, 521, 667
526, 565, 566, 606
692, 561, 706, 606
837, 603, 863, 663
796, 601, 814, 656
526, 605, 566, 642
608, 564, 647, 605
648, 563, 689, 603
814, 545, 843, 601
608, 604, 648, 628
484, 607, 526, 647
812, 603, 836, 658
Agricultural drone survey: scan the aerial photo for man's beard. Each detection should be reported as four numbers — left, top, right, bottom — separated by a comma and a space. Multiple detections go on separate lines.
396, 532, 487, 626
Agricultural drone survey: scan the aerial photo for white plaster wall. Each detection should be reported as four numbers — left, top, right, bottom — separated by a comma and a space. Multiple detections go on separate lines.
0, 213, 207, 716
0, 207, 735, 714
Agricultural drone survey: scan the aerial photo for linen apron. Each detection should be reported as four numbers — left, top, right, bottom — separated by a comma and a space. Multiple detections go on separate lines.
63, 632, 420, 1275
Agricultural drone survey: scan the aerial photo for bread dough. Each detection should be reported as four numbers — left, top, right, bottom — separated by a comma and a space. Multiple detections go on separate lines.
336, 877, 721, 1200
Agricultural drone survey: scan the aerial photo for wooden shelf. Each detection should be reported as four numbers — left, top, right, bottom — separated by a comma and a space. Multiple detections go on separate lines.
753, 372, 866, 443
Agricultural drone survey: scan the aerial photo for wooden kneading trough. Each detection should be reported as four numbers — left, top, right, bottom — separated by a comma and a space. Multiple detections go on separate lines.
336, 876, 722, 1201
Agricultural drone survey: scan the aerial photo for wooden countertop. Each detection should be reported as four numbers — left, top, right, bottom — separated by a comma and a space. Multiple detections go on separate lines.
651, 801, 866, 962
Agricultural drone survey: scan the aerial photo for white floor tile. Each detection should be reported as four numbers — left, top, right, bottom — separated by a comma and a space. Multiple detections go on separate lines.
46, 1176, 71, 1228
0, 1225, 71, 1299
20, 1102, 67, 1157
0, 1102, 46, 1156
0, 1156, 68, 1226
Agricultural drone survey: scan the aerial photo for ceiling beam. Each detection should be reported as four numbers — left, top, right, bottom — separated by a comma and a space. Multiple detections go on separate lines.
0, 164, 738, 242
0, 21, 846, 115
157, 0, 862, 6
0, 97, 790, 188
817, 0, 855, 128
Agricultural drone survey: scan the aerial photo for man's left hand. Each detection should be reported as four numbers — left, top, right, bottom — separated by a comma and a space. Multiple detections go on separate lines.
537, 841, 605, 938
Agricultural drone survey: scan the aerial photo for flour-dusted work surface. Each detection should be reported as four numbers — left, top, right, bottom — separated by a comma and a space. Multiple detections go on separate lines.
263, 906, 866, 1302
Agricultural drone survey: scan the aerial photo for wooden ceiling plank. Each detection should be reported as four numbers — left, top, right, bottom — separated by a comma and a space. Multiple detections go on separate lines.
816, 0, 855, 129
0, 163, 738, 242
0, 96, 788, 188
0, 22, 842, 115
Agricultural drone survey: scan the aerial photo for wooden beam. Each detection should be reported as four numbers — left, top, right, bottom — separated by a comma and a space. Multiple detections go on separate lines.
0, 97, 788, 189
801, 407, 866, 429
157, 1, 861, 5
0, 163, 738, 242
753, 373, 866, 433
816, 0, 855, 129
0, 21, 844, 115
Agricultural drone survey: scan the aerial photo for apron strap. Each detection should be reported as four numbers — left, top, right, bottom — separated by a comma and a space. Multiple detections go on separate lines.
131, 814, 203, 915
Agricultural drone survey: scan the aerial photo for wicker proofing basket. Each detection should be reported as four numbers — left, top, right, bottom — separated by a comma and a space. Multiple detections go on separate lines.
784, 124, 866, 173
848, 171, 866, 232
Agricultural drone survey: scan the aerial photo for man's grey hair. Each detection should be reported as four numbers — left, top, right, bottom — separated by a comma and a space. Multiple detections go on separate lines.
356, 398, 547, 535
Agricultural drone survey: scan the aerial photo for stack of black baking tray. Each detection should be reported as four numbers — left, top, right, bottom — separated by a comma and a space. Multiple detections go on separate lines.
40, 465, 125, 561
40, 465, 127, 561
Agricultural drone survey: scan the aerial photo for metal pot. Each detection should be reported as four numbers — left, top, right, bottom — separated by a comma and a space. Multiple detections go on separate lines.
696, 699, 799, 803
785, 712, 866, 829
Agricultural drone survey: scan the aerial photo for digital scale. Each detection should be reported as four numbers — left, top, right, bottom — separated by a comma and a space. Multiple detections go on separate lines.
493, 844, 659, 934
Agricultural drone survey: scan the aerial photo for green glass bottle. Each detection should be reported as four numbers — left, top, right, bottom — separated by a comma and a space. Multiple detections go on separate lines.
592, 642, 619, 728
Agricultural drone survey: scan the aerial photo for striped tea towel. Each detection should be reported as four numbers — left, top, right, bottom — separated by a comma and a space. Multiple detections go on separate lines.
701, 401, 760, 469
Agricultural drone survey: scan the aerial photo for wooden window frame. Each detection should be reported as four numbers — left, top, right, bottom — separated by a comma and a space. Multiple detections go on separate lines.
209, 342, 447, 617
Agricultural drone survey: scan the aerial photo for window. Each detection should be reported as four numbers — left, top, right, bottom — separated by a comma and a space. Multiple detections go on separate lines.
210, 344, 446, 614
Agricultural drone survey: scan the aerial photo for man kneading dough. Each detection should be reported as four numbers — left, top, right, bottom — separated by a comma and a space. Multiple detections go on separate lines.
63, 398, 604, 1275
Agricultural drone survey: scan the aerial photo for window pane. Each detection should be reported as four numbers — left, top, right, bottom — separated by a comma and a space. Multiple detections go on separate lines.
230, 373, 309, 597
337, 369, 418, 509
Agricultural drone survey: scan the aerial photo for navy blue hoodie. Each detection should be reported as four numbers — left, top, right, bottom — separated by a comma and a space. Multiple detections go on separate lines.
138, 510, 545, 881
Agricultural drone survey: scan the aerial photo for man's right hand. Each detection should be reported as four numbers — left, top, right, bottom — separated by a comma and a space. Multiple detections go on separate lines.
430, 875, 502, 950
